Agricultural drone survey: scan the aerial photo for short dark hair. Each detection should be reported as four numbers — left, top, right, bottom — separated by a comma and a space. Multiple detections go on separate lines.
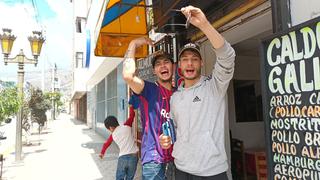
104, 116, 119, 129
151, 51, 173, 68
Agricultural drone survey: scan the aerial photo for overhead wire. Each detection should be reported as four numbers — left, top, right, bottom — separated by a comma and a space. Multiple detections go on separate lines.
30, 0, 44, 31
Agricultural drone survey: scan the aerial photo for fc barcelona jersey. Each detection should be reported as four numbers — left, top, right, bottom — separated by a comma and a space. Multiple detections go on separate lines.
137, 81, 174, 165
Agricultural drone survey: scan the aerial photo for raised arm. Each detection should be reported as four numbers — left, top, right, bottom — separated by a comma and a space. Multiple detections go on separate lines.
181, 6, 235, 95
124, 106, 135, 127
181, 6, 224, 49
122, 37, 153, 94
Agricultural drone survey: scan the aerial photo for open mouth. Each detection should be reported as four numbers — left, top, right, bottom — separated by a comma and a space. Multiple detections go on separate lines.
161, 70, 169, 76
186, 69, 195, 75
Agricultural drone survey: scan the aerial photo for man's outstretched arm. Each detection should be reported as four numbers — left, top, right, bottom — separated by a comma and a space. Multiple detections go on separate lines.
122, 37, 153, 94
181, 6, 224, 49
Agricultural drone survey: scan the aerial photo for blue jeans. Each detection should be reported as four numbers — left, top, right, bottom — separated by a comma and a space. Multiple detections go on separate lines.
116, 154, 138, 180
142, 162, 166, 180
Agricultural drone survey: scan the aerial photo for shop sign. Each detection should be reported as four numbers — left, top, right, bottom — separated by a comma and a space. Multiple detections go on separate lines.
261, 16, 320, 180
136, 55, 157, 83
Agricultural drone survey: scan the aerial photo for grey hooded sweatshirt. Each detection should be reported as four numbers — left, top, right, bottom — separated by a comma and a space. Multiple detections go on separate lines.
170, 41, 235, 176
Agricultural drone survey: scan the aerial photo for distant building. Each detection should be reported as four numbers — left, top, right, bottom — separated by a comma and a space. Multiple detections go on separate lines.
70, 0, 89, 123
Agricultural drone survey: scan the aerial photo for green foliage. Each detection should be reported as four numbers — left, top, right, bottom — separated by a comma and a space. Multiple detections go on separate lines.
0, 87, 21, 124
44, 91, 63, 110
29, 88, 51, 132
22, 101, 31, 132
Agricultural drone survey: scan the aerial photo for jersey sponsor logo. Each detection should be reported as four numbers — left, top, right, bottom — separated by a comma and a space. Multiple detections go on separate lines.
160, 109, 170, 118
193, 96, 201, 102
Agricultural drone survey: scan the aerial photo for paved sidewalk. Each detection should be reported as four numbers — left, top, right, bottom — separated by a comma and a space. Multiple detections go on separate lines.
1, 114, 142, 180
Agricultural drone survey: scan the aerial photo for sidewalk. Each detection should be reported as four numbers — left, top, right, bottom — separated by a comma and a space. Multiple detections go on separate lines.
1, 114, 142, 180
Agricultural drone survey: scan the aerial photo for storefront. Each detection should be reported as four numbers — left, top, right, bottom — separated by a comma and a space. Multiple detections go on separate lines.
82, 0, 320, 179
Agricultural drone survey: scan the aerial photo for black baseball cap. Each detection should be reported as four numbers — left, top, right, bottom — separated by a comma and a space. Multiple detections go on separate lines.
178, 43, 201, 60
151, 51, 174, 68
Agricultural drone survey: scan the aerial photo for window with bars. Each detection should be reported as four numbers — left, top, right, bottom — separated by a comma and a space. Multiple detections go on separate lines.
96, 79, 105, 123
106, 68, 117, 117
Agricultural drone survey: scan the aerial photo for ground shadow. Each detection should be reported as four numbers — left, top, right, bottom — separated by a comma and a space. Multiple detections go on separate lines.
70, 118, 86, 126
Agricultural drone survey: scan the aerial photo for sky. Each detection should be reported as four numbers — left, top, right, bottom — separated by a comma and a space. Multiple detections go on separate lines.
0, 0, 73, 81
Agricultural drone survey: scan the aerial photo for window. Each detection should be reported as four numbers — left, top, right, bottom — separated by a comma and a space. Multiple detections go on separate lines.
97, 79, 105, 123
76, 52, 83, 68
75, 17, 86, 33
234, 80, 263, 122
106, 69, 117, 117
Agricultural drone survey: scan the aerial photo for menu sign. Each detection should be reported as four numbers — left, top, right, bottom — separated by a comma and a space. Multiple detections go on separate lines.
136, 55, 157, 83
260, 17, 320, 180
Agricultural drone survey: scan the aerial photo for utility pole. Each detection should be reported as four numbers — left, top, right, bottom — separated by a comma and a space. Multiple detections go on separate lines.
51, 64, 57, 120
41, 57, 45, 91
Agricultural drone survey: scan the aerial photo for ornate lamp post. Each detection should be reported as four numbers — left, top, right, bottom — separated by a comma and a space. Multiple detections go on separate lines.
0, 28, 45, 161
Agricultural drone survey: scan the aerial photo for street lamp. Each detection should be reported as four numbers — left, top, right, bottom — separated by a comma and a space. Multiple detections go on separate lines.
0, 28, 45, 161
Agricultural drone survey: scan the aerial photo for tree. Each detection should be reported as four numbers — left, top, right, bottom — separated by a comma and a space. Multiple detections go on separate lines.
44, 91, 62, 118
0, 87, 20, 124
28, 88, 51, 134
22, 100, 32, 144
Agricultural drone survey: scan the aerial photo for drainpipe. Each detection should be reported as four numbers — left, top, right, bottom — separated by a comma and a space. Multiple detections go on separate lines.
271, 0, 291, 33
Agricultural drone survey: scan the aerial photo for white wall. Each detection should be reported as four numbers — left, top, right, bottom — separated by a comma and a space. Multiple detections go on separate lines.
74, 33, 86, 55
228, 56, 266, 149
290, 0, 320, 26
72, 0, 89, 95
73, 0, 88, 18
73, 68, 89, 92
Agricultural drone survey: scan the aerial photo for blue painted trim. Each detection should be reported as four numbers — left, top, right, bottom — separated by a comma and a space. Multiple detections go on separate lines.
101, 0, 141, 28
85, 30, 91, 68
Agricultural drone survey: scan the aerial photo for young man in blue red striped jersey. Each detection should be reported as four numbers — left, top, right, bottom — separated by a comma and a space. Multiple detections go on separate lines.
122, 38, 175, 179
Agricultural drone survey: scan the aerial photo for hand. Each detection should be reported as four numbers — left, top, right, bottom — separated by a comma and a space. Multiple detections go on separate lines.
99, 154, 103, 159
129, 37, 154, 49
159, 134, 172, 149
181, 6, 209, 29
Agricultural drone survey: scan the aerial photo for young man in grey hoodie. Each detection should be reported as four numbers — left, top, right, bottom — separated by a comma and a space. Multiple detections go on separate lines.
159, 5, 236, 180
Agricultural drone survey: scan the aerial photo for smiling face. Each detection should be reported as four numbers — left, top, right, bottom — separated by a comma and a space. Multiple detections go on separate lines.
178, 50, 203, 83
153, 57, 173, 83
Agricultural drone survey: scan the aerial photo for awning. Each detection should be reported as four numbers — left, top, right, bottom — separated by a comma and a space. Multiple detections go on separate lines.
95, 0, 148, 58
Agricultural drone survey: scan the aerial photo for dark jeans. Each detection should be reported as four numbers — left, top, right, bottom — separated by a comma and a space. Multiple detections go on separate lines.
175, 168, 228, 180
116, 154, 138, 180
165, 161, 175, 180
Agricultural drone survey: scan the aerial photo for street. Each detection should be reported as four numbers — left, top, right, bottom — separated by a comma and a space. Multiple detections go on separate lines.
1, 114, 142, 180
